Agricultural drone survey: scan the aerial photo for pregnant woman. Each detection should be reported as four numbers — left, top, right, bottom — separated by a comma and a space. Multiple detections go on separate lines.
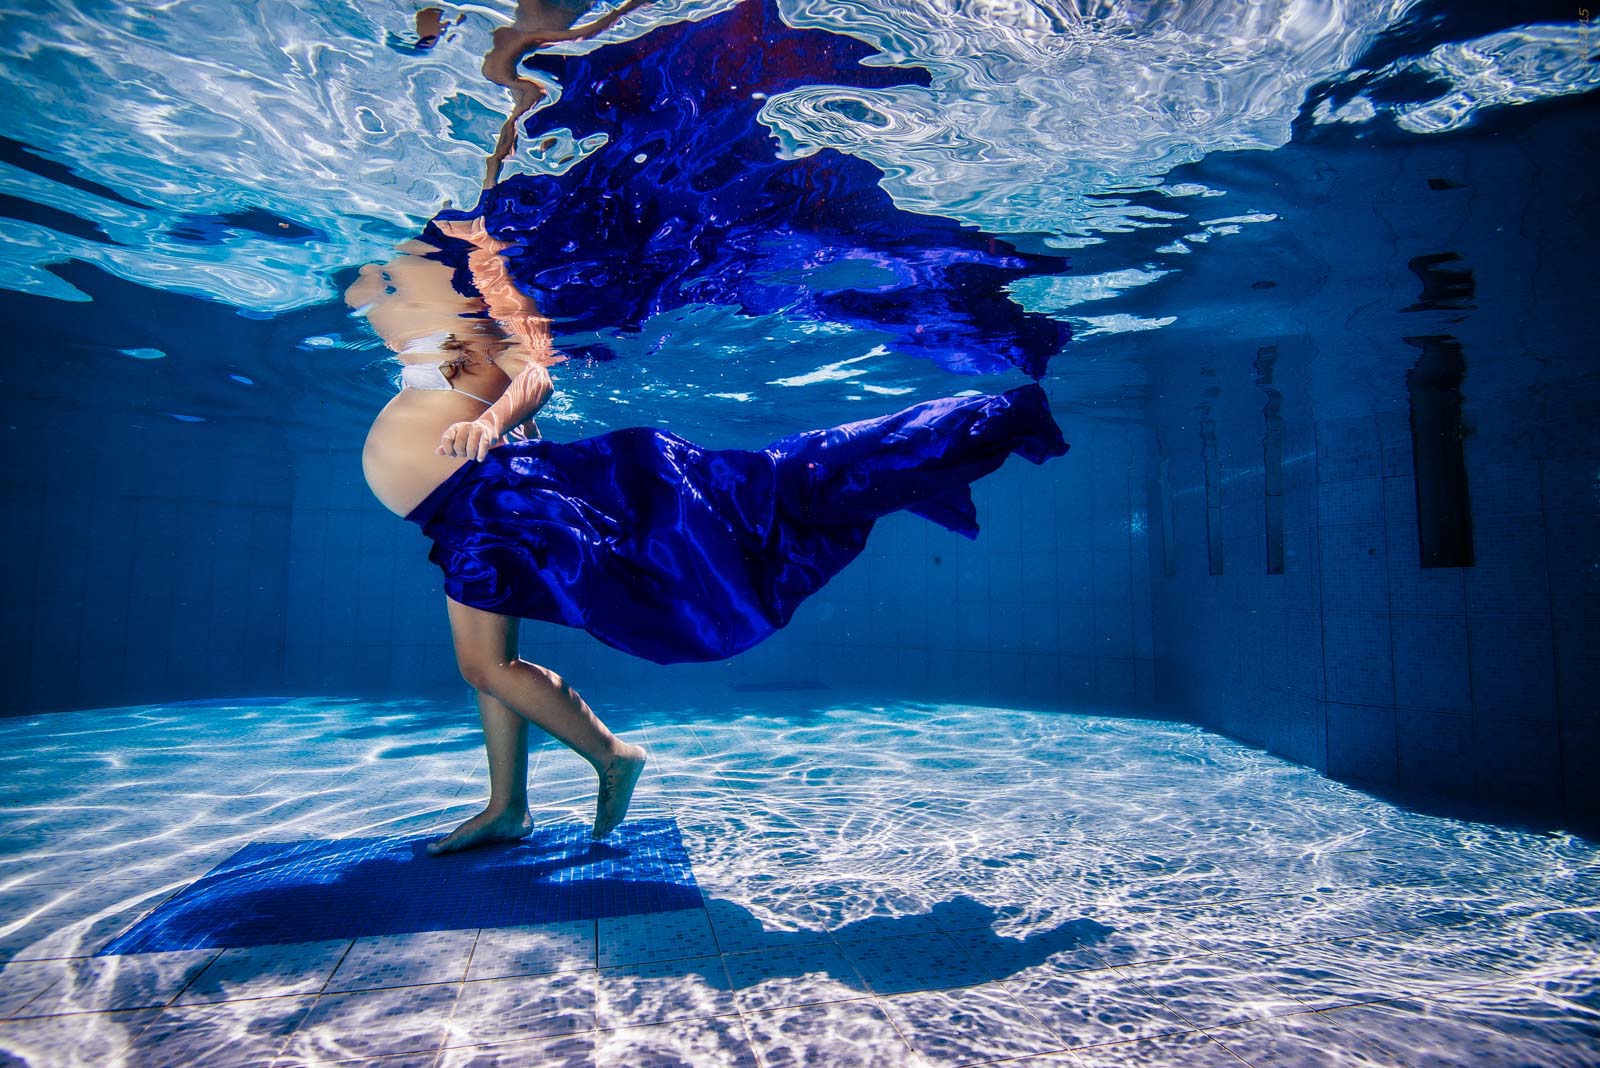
351, 226, 1067, 853
351, 0, 1070, 855
350, 234, 650, 855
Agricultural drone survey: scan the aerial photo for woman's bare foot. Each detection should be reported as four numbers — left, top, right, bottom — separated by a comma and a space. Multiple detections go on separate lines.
592, 745, 647, 840
427, 805, 535, 855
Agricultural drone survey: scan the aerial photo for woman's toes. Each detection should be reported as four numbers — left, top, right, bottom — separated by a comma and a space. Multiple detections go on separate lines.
592, 749, 647, 839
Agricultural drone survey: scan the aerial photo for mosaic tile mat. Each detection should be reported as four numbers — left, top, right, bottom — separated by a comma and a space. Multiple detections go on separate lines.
99, 818, 700, 954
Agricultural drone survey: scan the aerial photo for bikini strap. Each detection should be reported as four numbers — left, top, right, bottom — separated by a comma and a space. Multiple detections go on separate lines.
442, 361, 497, 406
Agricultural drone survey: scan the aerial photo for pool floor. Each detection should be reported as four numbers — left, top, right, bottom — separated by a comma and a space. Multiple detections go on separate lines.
0, 696, 1596, 1066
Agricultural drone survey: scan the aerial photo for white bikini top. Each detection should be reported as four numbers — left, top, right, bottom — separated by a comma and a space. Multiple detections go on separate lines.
397, 331, 497, 406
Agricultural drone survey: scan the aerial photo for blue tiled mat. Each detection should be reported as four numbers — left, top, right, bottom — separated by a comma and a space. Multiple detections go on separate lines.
98, 818, 700, 955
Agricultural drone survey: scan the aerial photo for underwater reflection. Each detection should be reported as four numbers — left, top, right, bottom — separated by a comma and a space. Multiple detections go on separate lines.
413, 0, 1072, 375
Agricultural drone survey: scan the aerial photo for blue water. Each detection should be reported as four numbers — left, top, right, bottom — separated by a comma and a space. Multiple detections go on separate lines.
1, 0, 1599, 1063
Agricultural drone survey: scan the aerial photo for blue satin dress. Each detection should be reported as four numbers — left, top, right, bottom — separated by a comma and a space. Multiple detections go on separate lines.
406, 383, 1067, 663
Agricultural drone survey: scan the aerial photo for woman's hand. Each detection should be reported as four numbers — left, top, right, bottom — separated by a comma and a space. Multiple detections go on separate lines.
437, 418, 502, 461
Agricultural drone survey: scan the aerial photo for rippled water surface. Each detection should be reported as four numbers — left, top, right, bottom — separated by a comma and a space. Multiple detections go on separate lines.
0, 697, 1596, 1065
2, 0, 1591, 307
2, 0, 1594, 438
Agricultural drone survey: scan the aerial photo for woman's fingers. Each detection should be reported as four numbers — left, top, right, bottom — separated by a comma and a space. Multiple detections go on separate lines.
436, 421, 500, 460
468, 418, 502, 461
438, 422, 468, 457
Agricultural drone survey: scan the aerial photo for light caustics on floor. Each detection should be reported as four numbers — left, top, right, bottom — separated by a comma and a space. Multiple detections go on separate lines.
0, 697, 1596, 1066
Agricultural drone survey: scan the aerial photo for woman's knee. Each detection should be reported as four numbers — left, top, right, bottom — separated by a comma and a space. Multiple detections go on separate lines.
458, 655, 512, 694
446, 596, 520, 693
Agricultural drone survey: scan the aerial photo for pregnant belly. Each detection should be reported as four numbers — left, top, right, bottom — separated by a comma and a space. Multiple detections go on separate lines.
362, 391, 481, 517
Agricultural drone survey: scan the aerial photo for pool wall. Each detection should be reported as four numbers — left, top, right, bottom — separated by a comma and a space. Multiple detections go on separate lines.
1, 278, 299, 711
0, 293, 1155, 723
1140, 105, 1598, 833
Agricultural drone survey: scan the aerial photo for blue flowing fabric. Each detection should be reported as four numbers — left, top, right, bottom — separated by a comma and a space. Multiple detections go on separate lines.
406, 383, 1068, 663
424, 0, 1071, 377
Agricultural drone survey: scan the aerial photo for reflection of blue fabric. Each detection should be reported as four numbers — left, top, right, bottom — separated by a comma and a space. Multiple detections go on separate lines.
427, 0, 1070, 376
407, 384, 1068, 662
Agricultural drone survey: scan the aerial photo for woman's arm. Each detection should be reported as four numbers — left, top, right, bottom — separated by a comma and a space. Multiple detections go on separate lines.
437, 362, 554, 461
431, 215, 562, 459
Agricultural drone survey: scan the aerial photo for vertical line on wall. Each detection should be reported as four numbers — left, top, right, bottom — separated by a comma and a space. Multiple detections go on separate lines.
1376, 411, 1400, 786
1154, 430, 1176, 577
1126, 439, 1137, 688
1404, 336, 1474, 568
1539, 458, 1566, 823
1313, 418, 1330, 772
1200, 416, 1223, 576
1255, 345, 1286, 575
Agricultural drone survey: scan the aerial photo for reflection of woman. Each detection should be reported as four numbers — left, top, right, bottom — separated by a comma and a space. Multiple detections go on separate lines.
476, 0, 652, 187
438, 0, 1073, 375
350, 0, 1070, 855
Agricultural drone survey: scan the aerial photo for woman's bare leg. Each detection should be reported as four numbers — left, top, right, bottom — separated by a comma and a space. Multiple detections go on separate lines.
429, 610, 535, 854
427, 690, 535, 855
443, 596, 647, 842
478, 690, 531, 814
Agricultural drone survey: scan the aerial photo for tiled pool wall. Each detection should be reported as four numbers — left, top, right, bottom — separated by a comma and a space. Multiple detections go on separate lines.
1140, 105, 1599, 833
0, 423, 294, 713
0, 291, 1154, 723
0, 278, 299, 714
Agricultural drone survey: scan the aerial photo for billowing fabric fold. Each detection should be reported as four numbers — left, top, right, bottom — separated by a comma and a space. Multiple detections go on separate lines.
406, 383, 1068, 663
